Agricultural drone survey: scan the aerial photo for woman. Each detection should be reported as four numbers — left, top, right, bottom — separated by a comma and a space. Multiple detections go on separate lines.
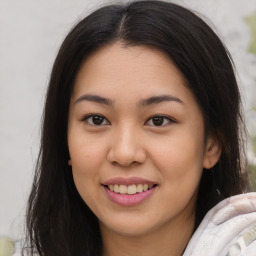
23, 1, 256, 255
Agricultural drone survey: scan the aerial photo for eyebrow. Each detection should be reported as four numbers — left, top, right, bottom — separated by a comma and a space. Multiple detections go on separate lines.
74, 94, 114, 106
139, 95, 183, 106
74, 94, 183, 107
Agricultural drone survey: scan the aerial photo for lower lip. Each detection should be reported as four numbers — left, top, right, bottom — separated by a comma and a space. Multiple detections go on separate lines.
103, 186, 157, 207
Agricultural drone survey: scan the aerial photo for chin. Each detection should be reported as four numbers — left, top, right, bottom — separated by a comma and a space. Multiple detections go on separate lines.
99, 211, 174, 238
101, 221, 155, 237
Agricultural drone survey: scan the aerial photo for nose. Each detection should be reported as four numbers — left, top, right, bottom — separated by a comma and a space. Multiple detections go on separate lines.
106, 125, 147, 167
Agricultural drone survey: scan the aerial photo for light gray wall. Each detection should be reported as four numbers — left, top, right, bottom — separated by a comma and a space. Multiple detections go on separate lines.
0, 0, 255, 246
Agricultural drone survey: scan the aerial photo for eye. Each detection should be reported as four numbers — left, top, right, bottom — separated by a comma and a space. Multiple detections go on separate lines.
145, 115, 174, 127
82, 114, 110, 126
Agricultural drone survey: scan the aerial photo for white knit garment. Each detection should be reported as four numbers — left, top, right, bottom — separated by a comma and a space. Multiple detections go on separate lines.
183, 193, 256, 256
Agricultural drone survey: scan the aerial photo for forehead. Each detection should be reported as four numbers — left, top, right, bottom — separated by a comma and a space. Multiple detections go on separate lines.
72, 43, 194, 105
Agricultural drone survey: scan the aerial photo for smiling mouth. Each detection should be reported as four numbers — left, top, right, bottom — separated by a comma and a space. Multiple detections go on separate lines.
104, 184, 157, 195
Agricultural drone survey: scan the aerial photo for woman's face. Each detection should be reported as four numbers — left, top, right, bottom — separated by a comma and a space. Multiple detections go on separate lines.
68, 43, 219, 237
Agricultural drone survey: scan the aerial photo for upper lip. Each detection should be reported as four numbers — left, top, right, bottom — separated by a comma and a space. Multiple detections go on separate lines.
102, 176, 157, 186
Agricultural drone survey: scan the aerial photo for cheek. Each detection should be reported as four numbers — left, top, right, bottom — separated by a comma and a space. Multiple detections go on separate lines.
68, 134, 107, 202
70, 147, 103, 213
151, 135, 204, 211
69, 133, 107, 171
149, 131, 205, 183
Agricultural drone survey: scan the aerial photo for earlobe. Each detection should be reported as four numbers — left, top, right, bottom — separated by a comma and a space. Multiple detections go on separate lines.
68, 160, 72, 166
203, 137, 222, 169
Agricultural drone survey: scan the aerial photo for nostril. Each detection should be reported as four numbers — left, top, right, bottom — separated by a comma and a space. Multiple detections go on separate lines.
112, 160, 141, 168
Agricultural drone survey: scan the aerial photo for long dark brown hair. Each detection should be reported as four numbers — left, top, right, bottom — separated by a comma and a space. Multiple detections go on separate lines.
23, 1, 249, 255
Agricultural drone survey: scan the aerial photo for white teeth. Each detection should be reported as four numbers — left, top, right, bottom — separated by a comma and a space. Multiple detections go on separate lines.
128, 184, 137, 195
137, 184, 143, 192
114, 184, 119, 193
107, 183, 155, 194
143, 184, 149, 191
119, 185, 128, 194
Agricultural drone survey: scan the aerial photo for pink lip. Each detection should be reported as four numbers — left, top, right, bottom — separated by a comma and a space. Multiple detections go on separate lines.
103, 185, 157, 207
103, 176, 156, 186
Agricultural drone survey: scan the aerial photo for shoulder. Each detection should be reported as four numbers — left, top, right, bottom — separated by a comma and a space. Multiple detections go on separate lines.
183, 193, 256, 256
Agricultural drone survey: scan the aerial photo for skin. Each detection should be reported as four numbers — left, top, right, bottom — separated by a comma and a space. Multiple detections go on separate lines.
68, 43, 220, 256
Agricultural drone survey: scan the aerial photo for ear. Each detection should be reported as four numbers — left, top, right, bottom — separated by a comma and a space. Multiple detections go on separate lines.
203, 137, 222, 169
68, 159, 72, 166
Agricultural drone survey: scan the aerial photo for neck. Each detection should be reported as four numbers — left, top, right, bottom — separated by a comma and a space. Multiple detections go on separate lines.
100, 211, 195, 256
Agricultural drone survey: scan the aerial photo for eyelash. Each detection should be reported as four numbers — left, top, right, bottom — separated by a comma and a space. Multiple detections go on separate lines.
145, 115, 175, 127
81, 114, 175, 127
81, 114, 110, 126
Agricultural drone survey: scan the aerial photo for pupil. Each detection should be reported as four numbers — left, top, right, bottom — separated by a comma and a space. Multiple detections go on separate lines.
92, 116, 103, 125
153, 117, 163, 126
